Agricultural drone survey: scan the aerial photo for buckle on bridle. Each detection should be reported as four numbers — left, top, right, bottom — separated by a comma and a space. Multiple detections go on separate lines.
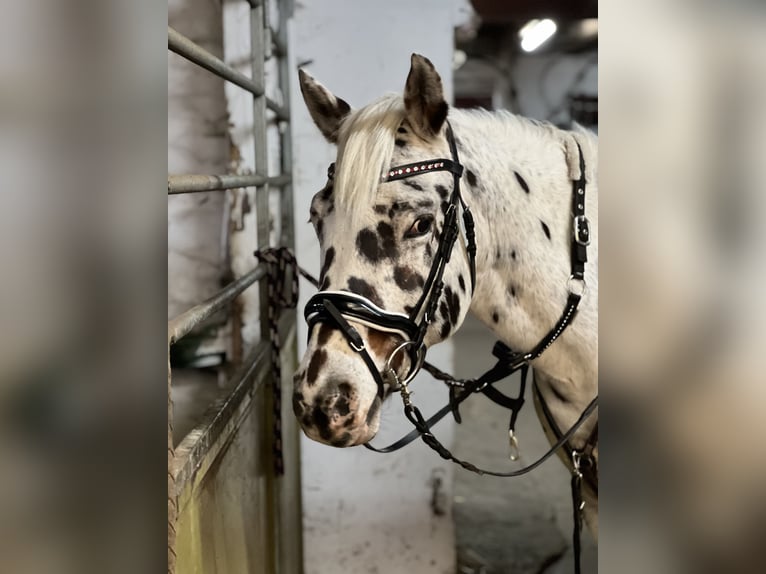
573, 215, 590, 246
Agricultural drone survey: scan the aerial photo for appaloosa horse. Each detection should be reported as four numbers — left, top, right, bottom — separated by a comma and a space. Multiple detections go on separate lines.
292, 54, 598, 535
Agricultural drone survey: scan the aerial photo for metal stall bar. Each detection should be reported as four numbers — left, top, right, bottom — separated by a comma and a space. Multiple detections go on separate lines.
276, 4, 296, 278
168, 26, 288, 120
168, 173, 291, 194
273, 4, 303, 573
248, 2, 280, 572
250, 1, 272, 337
168, 265, 266, 344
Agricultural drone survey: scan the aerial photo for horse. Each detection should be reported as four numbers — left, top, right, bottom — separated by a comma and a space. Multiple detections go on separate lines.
292, 54, 599, 535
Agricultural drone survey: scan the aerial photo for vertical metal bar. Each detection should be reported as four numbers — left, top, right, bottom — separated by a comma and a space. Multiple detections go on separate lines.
250, 3, 278, 574
251, 0, 271, 338
277, 7, 295, 251
274, 2, 302, 573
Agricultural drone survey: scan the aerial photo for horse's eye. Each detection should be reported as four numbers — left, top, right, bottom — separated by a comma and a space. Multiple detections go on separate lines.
405, 216, 433, 238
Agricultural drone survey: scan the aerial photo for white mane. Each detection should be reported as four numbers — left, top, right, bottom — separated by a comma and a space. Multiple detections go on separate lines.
334, 94, 406, 226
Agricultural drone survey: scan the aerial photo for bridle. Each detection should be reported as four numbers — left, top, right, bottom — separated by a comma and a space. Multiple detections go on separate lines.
302, 121, 597, 574
304, 122, 476, 395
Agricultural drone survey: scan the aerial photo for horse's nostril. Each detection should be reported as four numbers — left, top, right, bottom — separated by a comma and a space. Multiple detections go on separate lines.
292, 391, 306, 415
335, 381, 353, 399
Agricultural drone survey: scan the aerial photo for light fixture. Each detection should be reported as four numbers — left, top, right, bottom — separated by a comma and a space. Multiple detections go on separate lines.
453, 49, 467, 70
519, 18, 557, 53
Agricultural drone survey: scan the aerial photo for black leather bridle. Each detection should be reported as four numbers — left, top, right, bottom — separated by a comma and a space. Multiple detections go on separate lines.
304, 121, 477, 396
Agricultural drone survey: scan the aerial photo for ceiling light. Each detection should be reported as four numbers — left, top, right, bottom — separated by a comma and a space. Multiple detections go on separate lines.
519, 19, 557, 53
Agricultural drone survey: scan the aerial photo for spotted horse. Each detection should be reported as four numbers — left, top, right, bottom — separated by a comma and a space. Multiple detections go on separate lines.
292, 54, 598, 562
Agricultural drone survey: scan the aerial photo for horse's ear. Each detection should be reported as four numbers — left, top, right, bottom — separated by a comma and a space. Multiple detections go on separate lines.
403, 54, 448, 140
298, 69, 351, 144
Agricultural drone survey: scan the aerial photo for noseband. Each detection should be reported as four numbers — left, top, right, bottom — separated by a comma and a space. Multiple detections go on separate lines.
304, 122, 476, 396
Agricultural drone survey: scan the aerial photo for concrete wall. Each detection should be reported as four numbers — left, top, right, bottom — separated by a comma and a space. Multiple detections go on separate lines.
290, 2, 470, 573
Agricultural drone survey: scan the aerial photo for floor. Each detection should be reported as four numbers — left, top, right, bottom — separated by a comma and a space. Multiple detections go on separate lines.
451, 315, 597, 574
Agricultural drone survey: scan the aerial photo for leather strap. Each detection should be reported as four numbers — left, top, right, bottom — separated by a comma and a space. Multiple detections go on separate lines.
322, 298, 389, 398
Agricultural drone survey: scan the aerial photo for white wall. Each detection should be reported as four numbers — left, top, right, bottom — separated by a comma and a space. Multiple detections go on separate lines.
291, 2, 470, 573
512, 52, 597, 123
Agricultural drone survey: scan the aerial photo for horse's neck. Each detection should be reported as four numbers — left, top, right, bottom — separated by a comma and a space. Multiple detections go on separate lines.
451, 111, 598, 415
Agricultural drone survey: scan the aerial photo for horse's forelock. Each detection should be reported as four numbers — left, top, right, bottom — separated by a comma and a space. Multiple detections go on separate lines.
334, 95, 406, 227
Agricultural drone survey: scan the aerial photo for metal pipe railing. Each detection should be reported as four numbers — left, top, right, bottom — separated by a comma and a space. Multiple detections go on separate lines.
168, 173, 291, 194
168, 265, 266, 345
168, 26, 287, 120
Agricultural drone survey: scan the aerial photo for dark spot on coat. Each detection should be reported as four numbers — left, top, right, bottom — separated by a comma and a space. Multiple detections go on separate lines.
343, 414, 357, 428
515, 171, 530, 193
511, 250, 517, 260
444, 286, 460, 325
397, 126, 407, 134
404, 305, 415, 314
439, 301, 450, 325
440, 201, 449, 214
466, 169, 477, 187
492, 312, 499, 323
496, 248, 501, 260
356, 228, 381, 262
348, 277, 383, 306
316, 219, 324, 241
541, 220, 551, 240
416, 199, 435, 209
320, 247, 335, 282
425, 242, 433, 258
435, 184, 448, 199
458, 274, 466, 292
292, 391, 305, 414
317, 324, 333, 345
510, 285, 517, 298
377, 221, 398, 259
374, 204, 387, 214
403, 180, 423, 191
320, 184, 333, 201
327, 202, 334, 214
395, 138, 407, 147
393, 265, 425, 292
306, 349, 327, 386
391, 201, 412, 212
440, 321, 451, 339
312, 402, 332, 440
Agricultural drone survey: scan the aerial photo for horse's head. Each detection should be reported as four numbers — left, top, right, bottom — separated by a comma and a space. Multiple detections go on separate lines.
293, 54, 474, 447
